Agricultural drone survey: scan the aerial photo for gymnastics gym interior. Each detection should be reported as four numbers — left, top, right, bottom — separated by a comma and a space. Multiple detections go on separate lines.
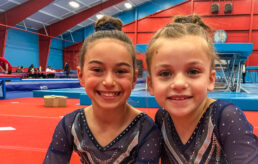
0, 0, 258, 163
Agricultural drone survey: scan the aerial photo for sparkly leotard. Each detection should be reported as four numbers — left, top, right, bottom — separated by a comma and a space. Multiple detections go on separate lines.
155, 100, 258, 164
44, 109, 162, 164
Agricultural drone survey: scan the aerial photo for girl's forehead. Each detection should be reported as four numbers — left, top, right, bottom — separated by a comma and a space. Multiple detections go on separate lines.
158, 36, 207, 46
155, 36, 209, 54
85, 40, 132, 64
88, 38, 125, 49
151, 37, 210, 62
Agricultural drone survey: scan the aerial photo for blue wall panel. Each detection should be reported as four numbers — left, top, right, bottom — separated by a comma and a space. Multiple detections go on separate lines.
63, 28, 86, 47
64, 25, 94, 47
83, 26, 95, 39
4, 28, 64, 69
5, 28, 39, 67
117, 9, 135, 25
118, 0, 185, 24
47, 38, 63, 69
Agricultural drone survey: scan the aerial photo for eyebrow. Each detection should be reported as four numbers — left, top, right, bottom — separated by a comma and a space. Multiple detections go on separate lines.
154, 61, 204, 69
88, 60, 131, 67
88, 60, 102, 65
117, 62, 131, 67
154, 64, 171, 69
187, 61, 204, 66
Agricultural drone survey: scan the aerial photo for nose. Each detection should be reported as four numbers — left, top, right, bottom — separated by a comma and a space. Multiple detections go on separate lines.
170, 73, 188, 91
102, 72, 115, 88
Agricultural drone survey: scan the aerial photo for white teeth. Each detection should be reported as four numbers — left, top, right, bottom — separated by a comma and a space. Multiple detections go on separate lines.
100, 92, 118, 97
173, 97, 186, 100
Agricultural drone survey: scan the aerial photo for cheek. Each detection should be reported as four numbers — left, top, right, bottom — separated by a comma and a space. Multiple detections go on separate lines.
83, 78, 99, 96
119, 77, 134, 89
82, 73, 99, 87
192, 81, 208, 97
152, 79, 168, 95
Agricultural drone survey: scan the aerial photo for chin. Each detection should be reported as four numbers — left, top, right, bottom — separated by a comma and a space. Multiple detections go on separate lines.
166, 108, 191, 117
99, 102, 125, 110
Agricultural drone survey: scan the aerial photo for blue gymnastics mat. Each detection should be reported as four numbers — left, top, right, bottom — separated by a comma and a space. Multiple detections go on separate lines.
6, 78, 81, 91
33, 83, 258, 111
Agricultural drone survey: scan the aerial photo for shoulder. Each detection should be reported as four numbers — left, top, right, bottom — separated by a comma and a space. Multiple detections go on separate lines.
62, 108, 81, 119
211, 101, 258, 163
211, 100, 254, 138
211, 100, 237, 120
155, 108, 169, 128
129, 105, 156, 128
139, 113, 161, 134
59, 109, 83, 128
139, 113, 156, 126
211, 100, 246, 120
211, 99, 234, 110
137, 113, 162, 145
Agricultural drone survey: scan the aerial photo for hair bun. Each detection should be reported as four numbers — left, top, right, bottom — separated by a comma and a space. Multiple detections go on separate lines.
173, 14, 211, 32
94, 16, 123, 31
173, 15, 188, 24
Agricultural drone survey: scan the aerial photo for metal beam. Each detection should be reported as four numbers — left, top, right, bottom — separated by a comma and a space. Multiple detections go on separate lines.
88, 18, 96, 22
0, 0, 55, 26
26, 17, 50, 26
77, 24, 84, 27
39, 10, 62, 20
0, 1, 9, 8
113, 5, 123, 12
40, 0, 125, 37
0, 0, 54, 58
76, 0, 91, 7
53, 3, 77, 14
127, 0, 136, 7
8, 0, 21, 5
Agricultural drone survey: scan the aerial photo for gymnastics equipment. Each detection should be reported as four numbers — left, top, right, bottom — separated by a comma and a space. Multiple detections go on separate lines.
214, 43, 252, 92
0, 74, 22, 99
136, 43, 253, 93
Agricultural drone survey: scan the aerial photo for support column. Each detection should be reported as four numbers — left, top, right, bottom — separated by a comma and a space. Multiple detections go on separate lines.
0, 26, 7, 57
38, 35, 51, 70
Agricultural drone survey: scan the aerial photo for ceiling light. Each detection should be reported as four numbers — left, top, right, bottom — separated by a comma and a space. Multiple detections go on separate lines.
96, 14, 103, 19
69, 1, 80, 8
124, 2, 132, 9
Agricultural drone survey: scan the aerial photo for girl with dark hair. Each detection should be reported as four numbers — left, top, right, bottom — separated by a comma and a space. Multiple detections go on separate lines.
44, 16, 162, 164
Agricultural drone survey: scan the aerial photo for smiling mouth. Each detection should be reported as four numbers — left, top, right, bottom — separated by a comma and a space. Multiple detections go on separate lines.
167, 96, 193, 100
97, 91, 120, 97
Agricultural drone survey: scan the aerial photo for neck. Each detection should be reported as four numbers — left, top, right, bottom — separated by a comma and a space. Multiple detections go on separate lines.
173, 98, 208, 127
87, 103, 130, 128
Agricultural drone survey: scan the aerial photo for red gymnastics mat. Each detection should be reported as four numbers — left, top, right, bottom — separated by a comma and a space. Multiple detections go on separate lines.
0, 97, 257, 164
0, 74, 22, 77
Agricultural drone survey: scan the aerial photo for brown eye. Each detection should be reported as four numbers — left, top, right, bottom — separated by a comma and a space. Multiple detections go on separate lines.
92, 68, 102, 73
159, 71, 171, 77
188, 69, 200, 75
116, 69, 128, 74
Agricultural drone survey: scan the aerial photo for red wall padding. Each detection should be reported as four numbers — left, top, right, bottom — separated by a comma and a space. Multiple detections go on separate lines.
123, 0, 258, 67
63, 42, 82, 70
64, 0, 258, 67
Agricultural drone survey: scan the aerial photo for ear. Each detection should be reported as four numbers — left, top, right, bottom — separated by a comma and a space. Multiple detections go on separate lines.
147, 75, 154, 96
132, 70, 138, 89
77, 66, 85, 87
207, 69, 216, 91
